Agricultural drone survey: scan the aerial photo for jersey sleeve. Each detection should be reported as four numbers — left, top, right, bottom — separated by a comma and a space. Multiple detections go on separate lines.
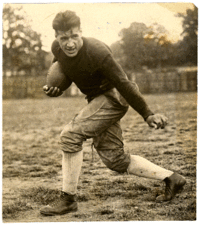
100, 54, 154, 120
50, 40, 72, 90
51, 40, 61, 62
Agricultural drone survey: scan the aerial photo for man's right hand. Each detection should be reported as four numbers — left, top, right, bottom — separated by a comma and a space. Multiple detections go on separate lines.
43, 85, 63, 97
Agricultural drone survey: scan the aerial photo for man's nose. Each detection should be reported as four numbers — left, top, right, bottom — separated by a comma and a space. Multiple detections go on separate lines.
67, 38, 74, 47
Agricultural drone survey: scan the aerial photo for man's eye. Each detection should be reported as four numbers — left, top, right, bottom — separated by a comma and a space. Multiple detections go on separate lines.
61, 37, 69, 41
72, 34, 79, 38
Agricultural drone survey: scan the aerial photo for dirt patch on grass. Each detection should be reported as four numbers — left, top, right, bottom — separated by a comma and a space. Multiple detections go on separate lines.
2, 93, 197, 221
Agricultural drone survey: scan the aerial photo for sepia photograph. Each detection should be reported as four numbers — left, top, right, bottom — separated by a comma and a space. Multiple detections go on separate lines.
2, 1, 197, 222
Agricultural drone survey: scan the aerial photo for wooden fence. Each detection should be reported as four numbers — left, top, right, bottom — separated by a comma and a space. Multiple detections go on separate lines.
134, 67, 197, 93
2, 67, 197, 99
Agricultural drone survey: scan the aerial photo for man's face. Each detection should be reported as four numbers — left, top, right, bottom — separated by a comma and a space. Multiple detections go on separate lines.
56, 27, 83, 57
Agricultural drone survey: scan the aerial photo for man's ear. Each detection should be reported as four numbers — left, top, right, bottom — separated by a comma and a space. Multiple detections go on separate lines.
79, 28, 82, 36
54, 30, 58, 38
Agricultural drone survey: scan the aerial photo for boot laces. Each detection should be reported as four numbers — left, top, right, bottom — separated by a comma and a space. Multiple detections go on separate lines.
165, 179, 172, 196
50, 192, 67, 207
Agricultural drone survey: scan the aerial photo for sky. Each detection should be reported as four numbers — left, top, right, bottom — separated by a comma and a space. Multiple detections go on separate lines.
8, 2, 195, 51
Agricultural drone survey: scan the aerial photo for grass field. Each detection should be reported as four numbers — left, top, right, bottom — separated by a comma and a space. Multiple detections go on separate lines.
2, 92, 197, 222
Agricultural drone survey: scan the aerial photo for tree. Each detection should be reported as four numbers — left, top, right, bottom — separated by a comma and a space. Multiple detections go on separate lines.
177, 6, 198, 65
118, 22, 150, 70
143, 23, 173, 68
117, 22, 173, 70
3, 4, 47, 76
110, 41, 126, 67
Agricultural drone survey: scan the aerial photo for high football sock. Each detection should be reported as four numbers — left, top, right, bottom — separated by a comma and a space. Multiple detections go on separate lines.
62, 151, 83, 195
127, 155, 173, 180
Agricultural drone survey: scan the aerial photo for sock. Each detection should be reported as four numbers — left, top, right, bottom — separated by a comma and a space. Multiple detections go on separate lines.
62, 151, 83, 195
127, 155, 173, 180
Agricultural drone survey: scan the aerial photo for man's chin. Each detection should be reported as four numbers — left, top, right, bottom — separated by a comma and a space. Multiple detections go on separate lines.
65, 51, 78, 57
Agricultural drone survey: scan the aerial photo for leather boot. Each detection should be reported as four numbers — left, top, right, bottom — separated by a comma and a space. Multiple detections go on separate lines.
156, 172, 186, 202
40, 191, 78, 216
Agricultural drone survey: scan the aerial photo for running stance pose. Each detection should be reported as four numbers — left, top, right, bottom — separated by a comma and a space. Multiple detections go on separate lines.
40, 10, 186, 216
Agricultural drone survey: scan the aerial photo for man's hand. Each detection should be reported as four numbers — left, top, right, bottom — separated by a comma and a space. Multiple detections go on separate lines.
146, 114, 168, 129
43, 85, 63, 97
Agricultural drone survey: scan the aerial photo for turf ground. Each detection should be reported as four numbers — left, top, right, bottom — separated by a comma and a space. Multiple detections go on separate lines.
2, 92, 197, 222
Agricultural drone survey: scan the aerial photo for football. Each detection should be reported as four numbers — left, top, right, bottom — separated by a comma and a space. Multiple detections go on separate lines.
46, 61, 72, 91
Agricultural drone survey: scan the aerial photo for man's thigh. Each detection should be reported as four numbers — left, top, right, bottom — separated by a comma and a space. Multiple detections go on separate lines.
70, 93, 128, 138
60, 89, 128, 152
93, 121, 130, 173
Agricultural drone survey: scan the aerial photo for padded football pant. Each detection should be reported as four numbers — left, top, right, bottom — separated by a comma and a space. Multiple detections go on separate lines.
60, 88, 131, 173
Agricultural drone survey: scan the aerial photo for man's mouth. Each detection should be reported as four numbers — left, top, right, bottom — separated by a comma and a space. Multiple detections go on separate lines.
66, 46, 76, 52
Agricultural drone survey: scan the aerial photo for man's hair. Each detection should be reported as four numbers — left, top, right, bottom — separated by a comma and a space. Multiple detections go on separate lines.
52, 10, 81, 32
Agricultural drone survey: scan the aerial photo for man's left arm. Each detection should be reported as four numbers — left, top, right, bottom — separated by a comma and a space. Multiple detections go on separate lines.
146, 114, 168, 129
100, 54, 168, 129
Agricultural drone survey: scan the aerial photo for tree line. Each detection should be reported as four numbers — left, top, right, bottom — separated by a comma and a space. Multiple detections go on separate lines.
3, 4, 197, 76
3, 4, 48, 76
111, 6, 197, 71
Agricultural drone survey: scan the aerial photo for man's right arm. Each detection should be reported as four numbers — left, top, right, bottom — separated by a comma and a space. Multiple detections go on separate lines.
43, 85, 63, 97
51, 39, 61, 61
43, 40, 70, 97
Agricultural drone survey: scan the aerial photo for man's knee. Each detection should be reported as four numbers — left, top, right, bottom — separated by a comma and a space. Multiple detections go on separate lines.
60, 123, 85, 153
99, 151, 131, 173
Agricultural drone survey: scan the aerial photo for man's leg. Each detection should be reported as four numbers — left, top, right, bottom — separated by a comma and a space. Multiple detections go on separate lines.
40, 90, 129, 215
62, 151, 83, 195
127, 155, 173, 180
59, 93, 128, 193
93, 121, 130, 173
128, 155, 186, 201
94, 121, 186, 202
94, 120, 173, 178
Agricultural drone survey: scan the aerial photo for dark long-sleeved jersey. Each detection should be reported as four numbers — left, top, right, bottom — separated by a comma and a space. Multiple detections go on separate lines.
51, 37, 153, 120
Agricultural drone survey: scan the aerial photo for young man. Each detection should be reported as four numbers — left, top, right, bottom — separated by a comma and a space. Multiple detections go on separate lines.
40, 10, 186, 216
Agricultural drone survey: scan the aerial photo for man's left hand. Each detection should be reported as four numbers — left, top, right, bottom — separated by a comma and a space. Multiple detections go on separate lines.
146, 114, 168, 129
